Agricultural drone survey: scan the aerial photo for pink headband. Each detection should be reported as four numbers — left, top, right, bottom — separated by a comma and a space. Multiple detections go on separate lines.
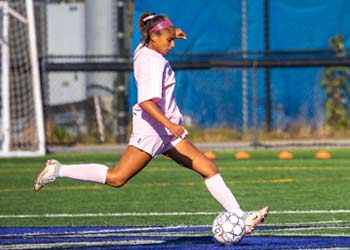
149, 19, 174, 33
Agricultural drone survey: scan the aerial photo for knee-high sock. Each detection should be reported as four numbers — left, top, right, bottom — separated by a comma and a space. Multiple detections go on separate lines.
205, 173, 244, 216
59, 164, 108, 184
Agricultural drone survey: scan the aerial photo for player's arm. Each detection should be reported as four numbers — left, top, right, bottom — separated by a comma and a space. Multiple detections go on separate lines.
139, 99, 185, 137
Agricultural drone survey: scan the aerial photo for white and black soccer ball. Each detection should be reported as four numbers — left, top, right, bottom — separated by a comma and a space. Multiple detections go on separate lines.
212, 211, 245, 244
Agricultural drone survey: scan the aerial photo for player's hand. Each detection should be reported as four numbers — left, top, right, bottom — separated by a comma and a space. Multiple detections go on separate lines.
168, 123, 186, 138
176, 28, 187, 40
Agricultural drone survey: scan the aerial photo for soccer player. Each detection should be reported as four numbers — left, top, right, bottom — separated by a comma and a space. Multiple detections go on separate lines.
34, 12, 268, 234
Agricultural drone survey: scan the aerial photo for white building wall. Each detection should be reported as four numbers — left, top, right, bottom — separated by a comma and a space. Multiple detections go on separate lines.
47, 3, 86, 105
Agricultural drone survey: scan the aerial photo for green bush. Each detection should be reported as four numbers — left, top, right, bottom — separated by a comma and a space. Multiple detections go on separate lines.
321, 34, 350, 130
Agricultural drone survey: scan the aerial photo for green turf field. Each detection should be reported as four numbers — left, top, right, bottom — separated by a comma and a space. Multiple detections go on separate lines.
1, 148, 349, 236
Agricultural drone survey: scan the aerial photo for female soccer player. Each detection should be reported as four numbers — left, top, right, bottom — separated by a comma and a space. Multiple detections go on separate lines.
34, 12, 268, 234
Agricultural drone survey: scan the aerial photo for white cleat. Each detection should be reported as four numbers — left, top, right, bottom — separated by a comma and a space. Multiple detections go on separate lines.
33, 159, 61, 192
243, 206, 269, 234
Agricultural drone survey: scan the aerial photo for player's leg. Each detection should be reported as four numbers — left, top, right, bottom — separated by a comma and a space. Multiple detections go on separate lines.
34, 145, 152, 191
33, 159, 108, 192
105, 146, 152, 187
164, 138, 269, 234
164, 139, 244, 216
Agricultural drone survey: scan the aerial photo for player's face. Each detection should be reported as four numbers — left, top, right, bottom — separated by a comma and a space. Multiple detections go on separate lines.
150, 27, 176, 55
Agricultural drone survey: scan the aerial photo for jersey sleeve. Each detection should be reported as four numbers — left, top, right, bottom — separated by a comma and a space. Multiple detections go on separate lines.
134, 54, 164, 103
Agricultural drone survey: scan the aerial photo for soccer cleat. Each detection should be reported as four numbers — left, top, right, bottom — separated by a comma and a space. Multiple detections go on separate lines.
243, 206, 269, 234
33, 159, 61, 192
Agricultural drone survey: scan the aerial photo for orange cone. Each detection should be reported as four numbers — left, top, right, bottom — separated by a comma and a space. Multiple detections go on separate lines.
315, 150, 331, 159
235, 151, 250, 159
278, 151, 293, 159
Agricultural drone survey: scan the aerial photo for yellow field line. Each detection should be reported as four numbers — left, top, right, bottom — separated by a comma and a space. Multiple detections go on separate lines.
0, 178, 296, 193
0, 165, 349, 174
0, 168, 39, 173
3, 175, 350, 193
0, 185, 102, 193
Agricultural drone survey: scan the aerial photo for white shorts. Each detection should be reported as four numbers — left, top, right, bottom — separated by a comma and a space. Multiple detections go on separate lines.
128, 131, 187, 158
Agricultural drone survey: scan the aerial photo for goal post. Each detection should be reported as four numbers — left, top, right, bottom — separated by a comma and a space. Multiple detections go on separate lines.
0, 0, 45, 157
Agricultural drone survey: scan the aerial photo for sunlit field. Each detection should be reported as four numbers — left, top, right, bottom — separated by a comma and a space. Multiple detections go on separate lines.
1, 149, 349, 249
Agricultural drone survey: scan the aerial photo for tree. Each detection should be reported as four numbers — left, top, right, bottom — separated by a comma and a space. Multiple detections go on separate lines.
321, 34, 350, 129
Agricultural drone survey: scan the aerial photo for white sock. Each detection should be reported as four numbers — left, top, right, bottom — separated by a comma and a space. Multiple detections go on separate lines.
59, 163, 108, 184
205, 173, 245, 217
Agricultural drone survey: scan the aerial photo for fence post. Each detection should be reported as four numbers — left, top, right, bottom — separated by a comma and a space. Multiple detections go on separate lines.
241, 0, 248, 132
264, 0, 272, 131
115, 0, 129, 143
252, 61, 260, 147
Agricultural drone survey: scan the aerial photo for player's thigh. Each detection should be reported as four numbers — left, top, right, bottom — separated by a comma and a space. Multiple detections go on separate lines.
107, 145, 152, 185
165, 139, 218, 178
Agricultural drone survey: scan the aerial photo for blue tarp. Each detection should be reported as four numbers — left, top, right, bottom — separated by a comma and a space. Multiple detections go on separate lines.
130, 0, 350, 128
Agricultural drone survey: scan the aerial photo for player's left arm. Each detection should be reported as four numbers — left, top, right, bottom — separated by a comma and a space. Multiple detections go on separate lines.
175, 28, 186, 40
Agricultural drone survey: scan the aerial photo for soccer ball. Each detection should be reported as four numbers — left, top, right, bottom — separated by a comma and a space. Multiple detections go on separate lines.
212, 211, 245, 244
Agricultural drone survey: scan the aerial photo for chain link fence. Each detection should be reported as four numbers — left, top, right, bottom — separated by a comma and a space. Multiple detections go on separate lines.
36, 0, 350, 148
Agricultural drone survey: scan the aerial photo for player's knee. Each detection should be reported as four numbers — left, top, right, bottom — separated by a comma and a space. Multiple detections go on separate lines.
109, 179, 127, 188
205, 167, 219, 179
105, 171, 128, 188
197, 161, 219, 179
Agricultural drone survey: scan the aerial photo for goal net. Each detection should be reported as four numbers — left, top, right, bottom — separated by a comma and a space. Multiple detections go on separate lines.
0, 0, 45, 157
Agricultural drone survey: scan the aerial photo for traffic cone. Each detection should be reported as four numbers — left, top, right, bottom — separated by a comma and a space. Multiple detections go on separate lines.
235, 151, 250, 159
315, 150, 331, 159
278, 151, 293, 159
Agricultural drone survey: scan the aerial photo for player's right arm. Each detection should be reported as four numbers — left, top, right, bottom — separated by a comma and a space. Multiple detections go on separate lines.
135, 52, 185, 137
139, 99, 185, 138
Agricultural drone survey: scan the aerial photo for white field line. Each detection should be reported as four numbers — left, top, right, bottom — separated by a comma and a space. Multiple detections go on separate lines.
0, 211, 214, 219
1, 224, 350, 249
2, 227, 350, 250
2, 229, 350, 250
266, 220, 350, 226
1, 210, 350, 219
254, 232, 350, 238
2, 232, 209, 239
0, 240, 165, 250
0, 225, 210, 238
3, 228, 350, 239
262, 225, 350, 231
2, 222, 350, 238
270, 210, 350, 214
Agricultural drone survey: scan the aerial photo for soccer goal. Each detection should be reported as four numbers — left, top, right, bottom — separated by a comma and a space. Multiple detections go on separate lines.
0, 0, 45, 157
